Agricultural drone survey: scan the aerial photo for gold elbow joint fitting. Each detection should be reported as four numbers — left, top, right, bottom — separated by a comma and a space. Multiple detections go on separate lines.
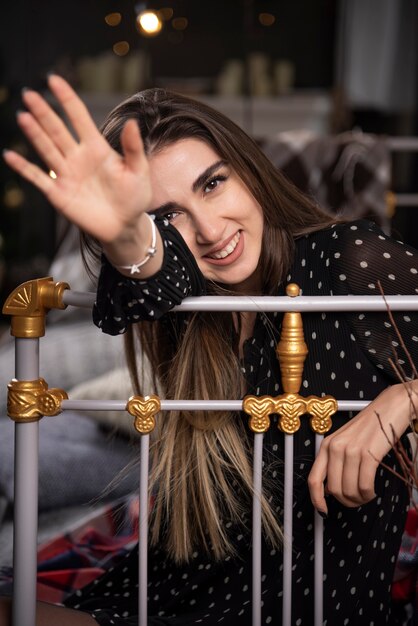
2, 277, 69, 338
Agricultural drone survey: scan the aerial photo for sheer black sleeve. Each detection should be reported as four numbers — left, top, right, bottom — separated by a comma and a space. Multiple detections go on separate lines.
93, 217, 206, 336
329, 220, 418, 381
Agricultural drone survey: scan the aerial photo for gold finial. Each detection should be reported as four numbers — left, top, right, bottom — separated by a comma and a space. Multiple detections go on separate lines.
276, 283, 308, 394
286, 283, 300, 298
242, 282, 338, 436
126, 395, 161, 434
2, 277, 69, 337
7, 378, 68, 422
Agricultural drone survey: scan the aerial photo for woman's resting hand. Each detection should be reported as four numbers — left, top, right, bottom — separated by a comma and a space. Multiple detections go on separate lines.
308, 381, 417, 514
4, 75, 162, 273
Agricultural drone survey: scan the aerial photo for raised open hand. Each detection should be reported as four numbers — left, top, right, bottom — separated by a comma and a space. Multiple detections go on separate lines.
4, 75, 152, 244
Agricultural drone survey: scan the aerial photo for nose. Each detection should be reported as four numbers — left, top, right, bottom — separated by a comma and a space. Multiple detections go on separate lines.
193, 211, 225, 245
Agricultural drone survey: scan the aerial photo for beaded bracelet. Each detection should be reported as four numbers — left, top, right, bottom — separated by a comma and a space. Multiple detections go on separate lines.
115, 214, 157, 275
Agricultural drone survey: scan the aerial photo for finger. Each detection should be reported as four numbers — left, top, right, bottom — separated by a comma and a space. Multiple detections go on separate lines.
47, 74, 99, 142
323, 438, 344, 500
16, 111, 66, 174
308, 446, 329, 514
358, 454, 378, 502
340, 445, 364, 503
22, 89, 76, 155
120, 119, 148, 173
3, 149, 55, 197
326, 440, 371, 507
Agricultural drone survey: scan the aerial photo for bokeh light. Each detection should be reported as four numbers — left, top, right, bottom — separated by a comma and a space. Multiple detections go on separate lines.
105, 12, 122, 26
172, 17, 188, 31
49, 170, 57, 180
3, 185, 24, 209
137, 10, 163, 36
0, 87, 9, 104
113, 41, 130, 56
259, 13, 276, 26
160, 7, 174, 21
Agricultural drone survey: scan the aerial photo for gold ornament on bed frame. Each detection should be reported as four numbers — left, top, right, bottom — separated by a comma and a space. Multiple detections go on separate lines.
3, 277, 70, 421
2, 276, 69, 338
243, 283, 337, 435
126, 395, 161, 434
7, 378, 68, 422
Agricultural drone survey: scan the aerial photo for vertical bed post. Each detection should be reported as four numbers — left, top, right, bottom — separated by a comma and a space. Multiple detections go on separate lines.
282, 434, 294, 626
2, 278, 69, 626
126, 394, 161, 626
275, 284, 337, 625
252, 432, 264, 626
13, 339, 40, 626
276, 284, 309, 626
139, 434, 150, 626
314, 434, 324, 626
243, 396, 274, 626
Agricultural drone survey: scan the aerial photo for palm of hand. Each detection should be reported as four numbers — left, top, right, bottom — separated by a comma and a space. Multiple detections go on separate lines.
5, 75, 153, 244
48, 135, 152, 243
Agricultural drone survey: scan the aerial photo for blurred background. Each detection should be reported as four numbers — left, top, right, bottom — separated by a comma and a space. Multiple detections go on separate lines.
0, 0, 417, 317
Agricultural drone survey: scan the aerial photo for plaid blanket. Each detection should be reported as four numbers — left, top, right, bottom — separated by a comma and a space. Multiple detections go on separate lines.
0, 494, 139, 604
392, 505, 418, 612
261, 130, 391, 231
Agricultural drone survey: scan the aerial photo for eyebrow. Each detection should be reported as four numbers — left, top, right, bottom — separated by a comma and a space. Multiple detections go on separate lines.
191, 159, 226, 192
151, 159, 227, 215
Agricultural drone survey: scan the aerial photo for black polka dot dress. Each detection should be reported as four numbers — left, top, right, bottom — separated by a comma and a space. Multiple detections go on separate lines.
65, 219, 418, 625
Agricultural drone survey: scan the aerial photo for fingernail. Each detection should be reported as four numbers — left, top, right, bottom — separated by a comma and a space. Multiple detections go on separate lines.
317, 510, 327, 519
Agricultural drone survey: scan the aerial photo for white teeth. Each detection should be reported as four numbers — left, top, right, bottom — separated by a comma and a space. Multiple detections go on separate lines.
209, 232, 240, 259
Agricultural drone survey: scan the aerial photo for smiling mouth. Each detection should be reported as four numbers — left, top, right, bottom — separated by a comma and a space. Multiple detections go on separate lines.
207, 232, 241, 259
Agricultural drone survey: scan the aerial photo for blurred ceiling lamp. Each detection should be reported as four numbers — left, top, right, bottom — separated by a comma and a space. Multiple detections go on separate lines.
113, 41, 130, 56
137, 10, 163, 36
105, 12, 122, 26
258, 13, 275, 26
49, 170, 57, 179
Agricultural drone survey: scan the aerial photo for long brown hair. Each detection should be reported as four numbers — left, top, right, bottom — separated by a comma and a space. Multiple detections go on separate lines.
84, 89, 333, 562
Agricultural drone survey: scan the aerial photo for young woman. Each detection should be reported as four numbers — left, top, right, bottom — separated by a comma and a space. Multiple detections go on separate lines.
2, 74, 418, 624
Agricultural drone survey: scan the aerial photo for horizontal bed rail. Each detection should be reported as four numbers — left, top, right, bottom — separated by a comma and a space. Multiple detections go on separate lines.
63, 290, 418, 311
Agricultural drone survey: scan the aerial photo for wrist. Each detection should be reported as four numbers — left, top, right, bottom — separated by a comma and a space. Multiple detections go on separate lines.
103, 213, 164, 278
404, 379, 418, 430
114, 214, 157, 275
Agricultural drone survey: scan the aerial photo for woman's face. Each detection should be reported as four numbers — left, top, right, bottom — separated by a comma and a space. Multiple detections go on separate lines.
148, 138, 264, 293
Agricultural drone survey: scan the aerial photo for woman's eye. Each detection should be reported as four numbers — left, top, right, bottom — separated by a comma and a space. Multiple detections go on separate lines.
204, 175, 226, 194
163, 211, 179, 222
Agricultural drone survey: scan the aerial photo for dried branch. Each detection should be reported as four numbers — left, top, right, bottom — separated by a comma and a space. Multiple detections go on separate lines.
378, 280, 418, 379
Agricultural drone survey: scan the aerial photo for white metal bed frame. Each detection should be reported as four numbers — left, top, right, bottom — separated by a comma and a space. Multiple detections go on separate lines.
4, 279, 418, 626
